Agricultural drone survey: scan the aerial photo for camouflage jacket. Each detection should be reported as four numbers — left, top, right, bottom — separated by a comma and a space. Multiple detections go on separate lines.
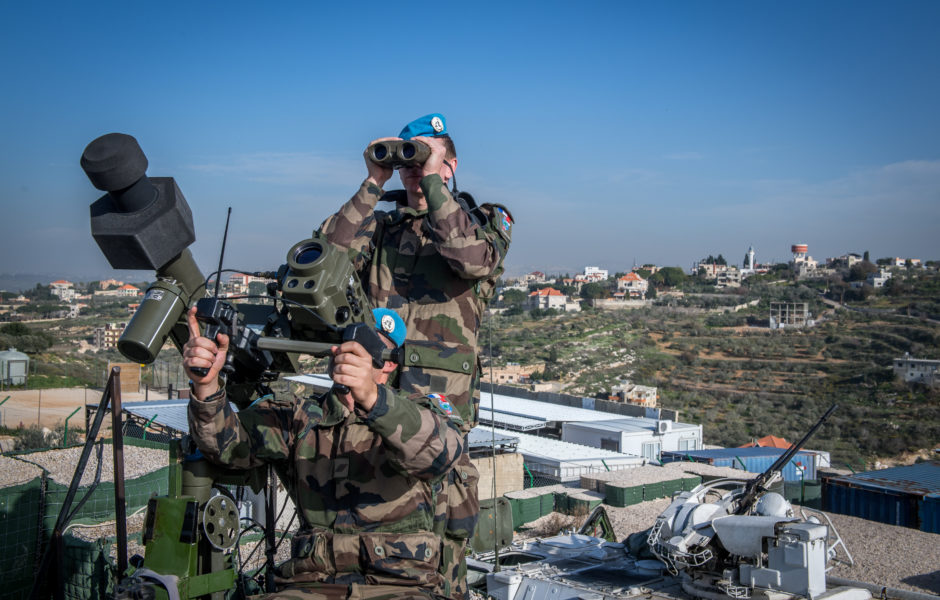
187, 384, 466, 590
320, 174, 512, 430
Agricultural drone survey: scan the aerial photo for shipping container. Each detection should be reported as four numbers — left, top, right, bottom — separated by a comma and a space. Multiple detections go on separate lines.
661, 447, 817, 481
822, 462, 940, 531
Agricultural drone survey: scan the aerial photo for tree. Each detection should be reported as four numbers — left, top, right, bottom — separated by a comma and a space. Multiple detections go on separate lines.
580, 282, 609, 300
0, 322, 31, 336
502, 289, 527, 308
848, 261, 878, 282
650, 267, 687, 288
863, 250, 870, 262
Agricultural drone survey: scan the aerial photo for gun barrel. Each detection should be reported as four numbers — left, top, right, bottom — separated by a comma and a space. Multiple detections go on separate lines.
735, 404, 838, 514
767, 404, 838, 476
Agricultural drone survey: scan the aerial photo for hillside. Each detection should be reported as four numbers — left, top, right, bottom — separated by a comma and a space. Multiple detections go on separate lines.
484, 272, 940, 467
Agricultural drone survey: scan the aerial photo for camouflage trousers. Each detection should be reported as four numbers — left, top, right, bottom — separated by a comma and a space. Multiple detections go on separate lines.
254, 583, 439, 599
439, 538, 469, 600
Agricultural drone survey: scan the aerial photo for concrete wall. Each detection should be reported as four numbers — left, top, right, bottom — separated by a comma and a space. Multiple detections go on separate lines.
472, 452, 525, 500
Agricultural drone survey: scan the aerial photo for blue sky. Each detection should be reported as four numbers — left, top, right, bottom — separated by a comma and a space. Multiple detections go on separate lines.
1, 1, 937, 283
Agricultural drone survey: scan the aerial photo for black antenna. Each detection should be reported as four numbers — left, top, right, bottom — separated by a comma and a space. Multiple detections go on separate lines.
213, 207, 233, 297
488, 312, 500, 572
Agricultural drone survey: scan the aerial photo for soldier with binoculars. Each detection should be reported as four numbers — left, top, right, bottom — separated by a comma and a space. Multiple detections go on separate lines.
319, 114, 513, 600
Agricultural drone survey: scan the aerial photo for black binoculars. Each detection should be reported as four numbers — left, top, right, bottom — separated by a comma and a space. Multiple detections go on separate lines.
367, 140, 430, 169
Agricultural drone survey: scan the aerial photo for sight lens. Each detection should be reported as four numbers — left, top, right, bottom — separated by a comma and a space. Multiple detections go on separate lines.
401, 142, 415, 160
294, 243, 322, 265
373, 144, 388, 160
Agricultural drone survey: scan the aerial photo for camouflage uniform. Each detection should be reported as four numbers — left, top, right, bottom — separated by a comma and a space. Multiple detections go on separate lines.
319, 174, 512, 432
187, 382, 466, 598
320, 174, 511, 599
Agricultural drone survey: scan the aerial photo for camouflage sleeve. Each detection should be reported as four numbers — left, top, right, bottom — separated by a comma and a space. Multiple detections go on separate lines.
319, 179, 384, 269
420, 174, 512, 279
187, 387, 300, 470
361, 384, 466, 480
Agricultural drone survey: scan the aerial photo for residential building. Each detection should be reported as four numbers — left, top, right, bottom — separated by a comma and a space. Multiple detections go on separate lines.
694, 261, 730, 277
521, 271, 546, 284
893, 354, 940, 384
95, 322, 127, 349
611, 381, 658, 407
634, 264, 661, 275
49, 280, 76, 301
867, 269, 892, 288
527, 287, 566, 310
616, 272, 648, 299
582, 266, 608, 282
715, 267, 742, 289
98, 279, 124, 289
486, 362, 545, 385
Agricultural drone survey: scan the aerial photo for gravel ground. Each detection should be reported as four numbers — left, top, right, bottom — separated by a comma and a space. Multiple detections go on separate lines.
514, 498, 940, 596
0, 454, 45, 487
13, 444, 169, 486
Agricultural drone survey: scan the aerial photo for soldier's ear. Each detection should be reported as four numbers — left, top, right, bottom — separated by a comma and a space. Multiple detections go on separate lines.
380, 361, 397, 375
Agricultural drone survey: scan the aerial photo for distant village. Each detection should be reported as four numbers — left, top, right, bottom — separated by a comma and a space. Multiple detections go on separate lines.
0, 242, 935, 393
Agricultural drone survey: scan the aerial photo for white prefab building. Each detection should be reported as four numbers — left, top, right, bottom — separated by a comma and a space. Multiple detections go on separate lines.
562, 418, 703, 462
476, 425, 645, 483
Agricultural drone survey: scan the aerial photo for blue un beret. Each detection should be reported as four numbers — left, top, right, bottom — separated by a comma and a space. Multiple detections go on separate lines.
373, 308, 406, 348
399, 113, 447, 140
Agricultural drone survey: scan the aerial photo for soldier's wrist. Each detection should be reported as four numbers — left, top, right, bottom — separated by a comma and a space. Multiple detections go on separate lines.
419, 174, 448, 211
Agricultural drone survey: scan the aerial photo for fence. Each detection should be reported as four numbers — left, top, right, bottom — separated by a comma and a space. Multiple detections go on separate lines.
0, 437, 169, 600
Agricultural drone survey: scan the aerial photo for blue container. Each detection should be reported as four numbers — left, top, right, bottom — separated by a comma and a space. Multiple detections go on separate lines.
661, 448, 817, 481
823, 478, 919, 528
918, 493, 940, 534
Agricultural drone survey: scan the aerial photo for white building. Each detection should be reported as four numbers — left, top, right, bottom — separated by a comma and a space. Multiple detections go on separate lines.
583, 266, 608, 282
893, 354, 940, 384
867, 269, 892, 288
49, 280, 76, 301
611, 381, 658, 407
716, 267, 742, 288
616, 272, 648, 298
562, 418, 703, 462
527, 287, 566, 310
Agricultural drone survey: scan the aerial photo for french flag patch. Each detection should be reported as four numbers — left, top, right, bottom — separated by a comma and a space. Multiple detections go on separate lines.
428, 393, 453, 415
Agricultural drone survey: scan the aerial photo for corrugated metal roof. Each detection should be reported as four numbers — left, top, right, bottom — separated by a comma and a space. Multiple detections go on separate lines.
835, 461, 940, 495
467, 428, 519, 450
667, 447, 802, 460
476, 425, 642, 463
564, 417, 698, 435
123, 399, 194, 434
478, 407, 546, 431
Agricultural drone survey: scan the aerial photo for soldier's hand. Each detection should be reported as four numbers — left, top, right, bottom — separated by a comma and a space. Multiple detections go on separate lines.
413, 136, 447, 180
364, 137, 398, 188
183, 306, 230, 400
330, 341, 378, 413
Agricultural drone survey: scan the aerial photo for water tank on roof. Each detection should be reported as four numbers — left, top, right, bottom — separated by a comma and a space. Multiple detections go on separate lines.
0, 348, 29, 385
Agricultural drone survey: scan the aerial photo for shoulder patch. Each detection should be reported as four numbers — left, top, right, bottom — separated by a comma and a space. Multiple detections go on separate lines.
482, 203, 513, 240
427, 393, 453, 415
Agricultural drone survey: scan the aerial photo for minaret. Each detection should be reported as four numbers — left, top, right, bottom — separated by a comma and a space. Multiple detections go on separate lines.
747, 246, 755, 271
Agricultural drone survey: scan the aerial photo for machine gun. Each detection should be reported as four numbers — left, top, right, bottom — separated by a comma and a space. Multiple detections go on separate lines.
77, 133, 401, 600
647, 405, 858, 600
